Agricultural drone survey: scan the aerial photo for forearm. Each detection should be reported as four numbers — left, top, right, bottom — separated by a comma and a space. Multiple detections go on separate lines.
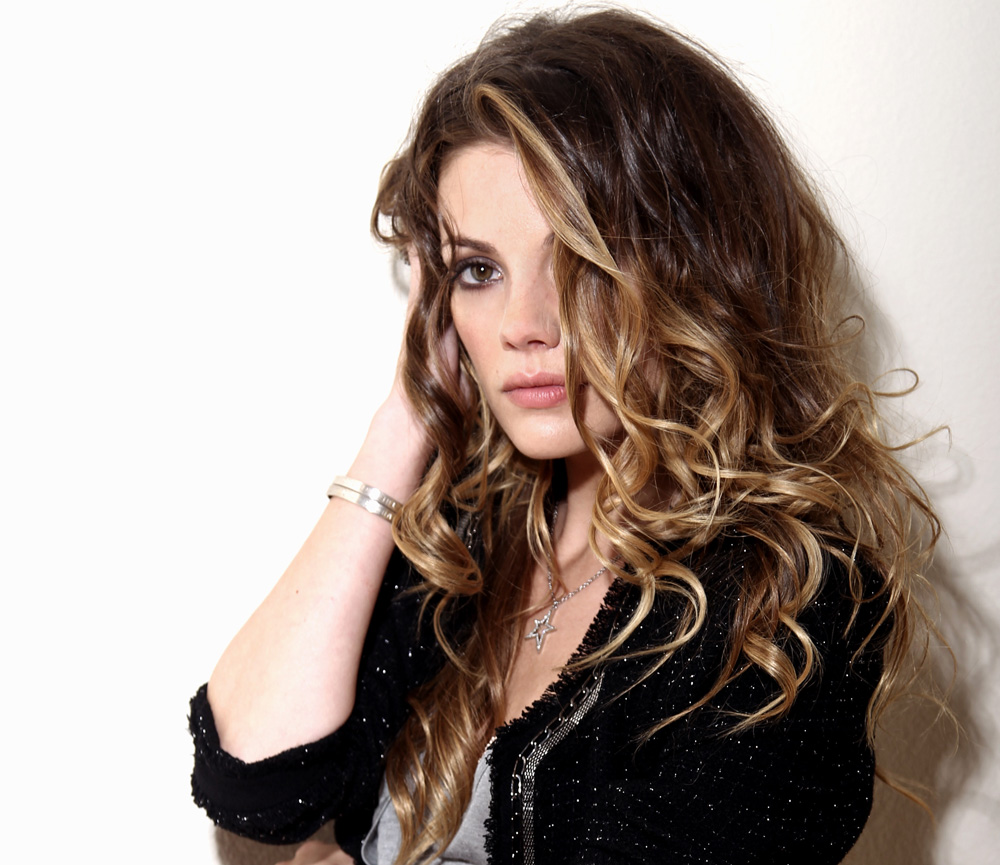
207, 395, 430, 763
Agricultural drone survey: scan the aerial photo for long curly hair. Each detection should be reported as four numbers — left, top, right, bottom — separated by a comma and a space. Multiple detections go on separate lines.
370, 8, 940, 864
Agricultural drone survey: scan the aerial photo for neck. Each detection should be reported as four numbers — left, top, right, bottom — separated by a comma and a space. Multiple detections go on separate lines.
554, 451, 607, 564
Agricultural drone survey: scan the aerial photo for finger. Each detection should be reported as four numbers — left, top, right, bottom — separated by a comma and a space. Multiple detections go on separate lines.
436, 320, 460, 383
403, 245, 425, 328
407, 244, 422, 298
399, 247, 465, 404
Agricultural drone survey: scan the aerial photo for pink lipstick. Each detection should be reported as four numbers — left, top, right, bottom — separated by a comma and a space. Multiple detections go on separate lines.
502, 373, 568, 408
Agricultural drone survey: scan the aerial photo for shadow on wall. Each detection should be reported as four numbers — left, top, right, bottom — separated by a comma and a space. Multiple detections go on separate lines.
844, 543, 994, 865
842, 271, 996, 863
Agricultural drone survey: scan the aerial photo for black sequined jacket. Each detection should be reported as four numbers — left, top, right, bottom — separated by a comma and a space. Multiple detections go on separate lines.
190, 536, 884, 864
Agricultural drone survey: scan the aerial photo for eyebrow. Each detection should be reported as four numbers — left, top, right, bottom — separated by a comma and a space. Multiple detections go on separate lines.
443, 235, 500, 258
440, 233, 556, 259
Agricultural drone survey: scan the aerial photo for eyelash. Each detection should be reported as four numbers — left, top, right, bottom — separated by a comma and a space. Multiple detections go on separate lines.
451, 257, 503, 290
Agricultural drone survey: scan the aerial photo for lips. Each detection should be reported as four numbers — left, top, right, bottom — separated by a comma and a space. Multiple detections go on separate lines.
502, 372, 568, 408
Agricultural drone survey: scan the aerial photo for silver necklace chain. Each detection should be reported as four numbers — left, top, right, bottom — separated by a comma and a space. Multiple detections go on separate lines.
525, 504, 611, 653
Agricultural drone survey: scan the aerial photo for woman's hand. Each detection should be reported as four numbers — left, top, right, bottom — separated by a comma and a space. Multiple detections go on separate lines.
385, 246, 461, 419
277, 840, 353, 865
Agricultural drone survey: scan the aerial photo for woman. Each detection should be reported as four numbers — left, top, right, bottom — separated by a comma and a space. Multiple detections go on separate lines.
190, 9, 938, 864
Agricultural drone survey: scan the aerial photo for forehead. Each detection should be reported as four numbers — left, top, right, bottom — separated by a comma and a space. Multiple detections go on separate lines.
437, 143, 550, 244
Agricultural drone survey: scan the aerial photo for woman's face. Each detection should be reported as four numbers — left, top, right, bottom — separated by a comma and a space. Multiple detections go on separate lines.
441, 143, 621, 460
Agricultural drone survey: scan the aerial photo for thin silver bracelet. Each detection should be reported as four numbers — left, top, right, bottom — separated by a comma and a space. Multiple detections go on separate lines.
327, 476, 403, 523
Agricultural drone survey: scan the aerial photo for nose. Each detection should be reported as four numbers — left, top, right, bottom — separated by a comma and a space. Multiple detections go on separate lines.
499, 271, 560, 350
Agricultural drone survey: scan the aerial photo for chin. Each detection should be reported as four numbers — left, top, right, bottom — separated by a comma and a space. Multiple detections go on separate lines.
490, 400, 622, 462
505, 433, 591, 462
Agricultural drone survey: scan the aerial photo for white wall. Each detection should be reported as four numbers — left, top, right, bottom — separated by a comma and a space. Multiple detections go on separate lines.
1, 1, 996, 861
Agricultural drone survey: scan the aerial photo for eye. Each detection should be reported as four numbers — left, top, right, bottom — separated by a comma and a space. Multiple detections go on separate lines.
453, 258, 502, 289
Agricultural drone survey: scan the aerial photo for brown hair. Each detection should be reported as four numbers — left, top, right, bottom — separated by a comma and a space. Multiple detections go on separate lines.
371, 8, 939, 863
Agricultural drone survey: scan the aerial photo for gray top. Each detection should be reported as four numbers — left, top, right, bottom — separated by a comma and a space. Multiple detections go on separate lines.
361, 746, 492, 865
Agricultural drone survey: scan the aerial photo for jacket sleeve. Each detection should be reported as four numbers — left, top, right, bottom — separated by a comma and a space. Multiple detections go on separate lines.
189, 550, 443, 846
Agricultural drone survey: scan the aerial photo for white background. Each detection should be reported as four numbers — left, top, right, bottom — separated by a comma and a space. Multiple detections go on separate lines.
1, 1, 997, 862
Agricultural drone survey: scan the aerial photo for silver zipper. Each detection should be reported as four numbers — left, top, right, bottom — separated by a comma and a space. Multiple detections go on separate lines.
510, 669, 606, 865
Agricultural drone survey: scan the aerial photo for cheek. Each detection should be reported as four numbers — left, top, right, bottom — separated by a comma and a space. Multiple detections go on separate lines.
576, 385, 624, 439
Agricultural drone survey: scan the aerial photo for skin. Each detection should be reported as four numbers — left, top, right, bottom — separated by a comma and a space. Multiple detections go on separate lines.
223, 142, 622, 865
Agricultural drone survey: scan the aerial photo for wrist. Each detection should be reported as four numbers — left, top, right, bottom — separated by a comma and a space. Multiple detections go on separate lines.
348, 396, 432, 504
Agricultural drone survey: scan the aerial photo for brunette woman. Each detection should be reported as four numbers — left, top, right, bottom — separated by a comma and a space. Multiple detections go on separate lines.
190, 9, 938, 864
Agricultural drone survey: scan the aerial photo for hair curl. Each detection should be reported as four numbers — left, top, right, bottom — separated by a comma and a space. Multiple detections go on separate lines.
370, 8, 940, 864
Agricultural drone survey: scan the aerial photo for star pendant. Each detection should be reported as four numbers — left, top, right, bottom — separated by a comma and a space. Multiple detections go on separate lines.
525, 609, 556, 652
